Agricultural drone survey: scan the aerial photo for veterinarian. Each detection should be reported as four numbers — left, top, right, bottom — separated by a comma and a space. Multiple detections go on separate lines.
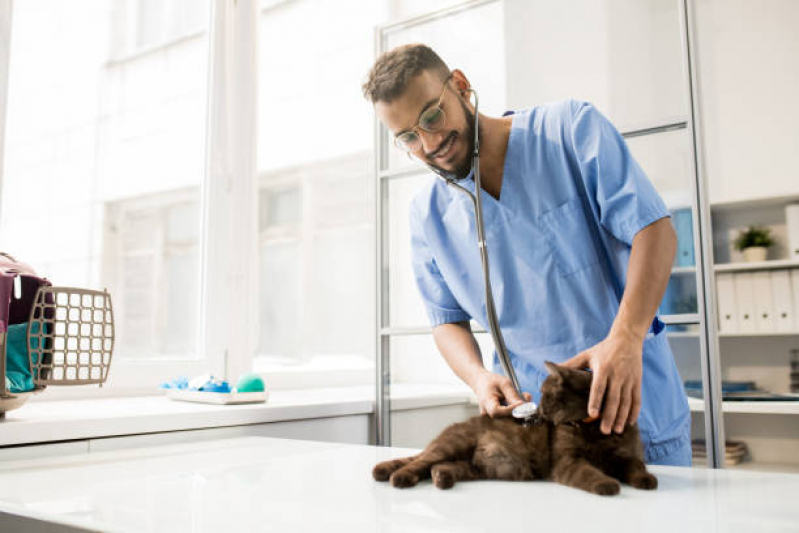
362, 44, 691, 466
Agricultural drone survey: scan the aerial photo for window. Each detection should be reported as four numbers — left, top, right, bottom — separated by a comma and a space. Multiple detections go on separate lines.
1, 0, 388, 391
111, 0, 210, 59
104, 190, 200, 359
1, 0, 211, 387
255, 0, 381, 371
256, 154, 373, 367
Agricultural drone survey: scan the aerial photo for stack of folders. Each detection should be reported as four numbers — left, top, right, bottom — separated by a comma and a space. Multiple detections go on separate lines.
716, 268, 799, 333
692, 439, 749, 465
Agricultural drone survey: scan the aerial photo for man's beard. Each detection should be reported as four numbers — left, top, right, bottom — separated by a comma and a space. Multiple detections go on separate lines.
425, 100, 477, 181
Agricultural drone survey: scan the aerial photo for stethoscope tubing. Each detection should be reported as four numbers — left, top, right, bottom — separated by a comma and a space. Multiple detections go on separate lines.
441, 88, 524, 398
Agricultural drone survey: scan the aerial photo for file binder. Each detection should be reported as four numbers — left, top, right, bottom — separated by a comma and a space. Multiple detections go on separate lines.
772, 270, 794, 332
733, 273, 757, 333
716, 273, 738, 333
752, 271, 776, 332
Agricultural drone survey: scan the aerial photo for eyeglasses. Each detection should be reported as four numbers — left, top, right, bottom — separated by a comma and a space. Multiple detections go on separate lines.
394, 76, 452, 153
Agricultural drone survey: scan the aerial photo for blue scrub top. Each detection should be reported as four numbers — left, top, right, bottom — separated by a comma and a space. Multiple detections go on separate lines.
409, 100, 690, 462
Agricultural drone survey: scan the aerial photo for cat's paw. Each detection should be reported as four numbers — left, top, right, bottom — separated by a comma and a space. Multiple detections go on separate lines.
372, 462, 395, 482
390, 470, 419, 489
432, 469, 455, 490
629, 471, 658, 490
591, 479, 621, 496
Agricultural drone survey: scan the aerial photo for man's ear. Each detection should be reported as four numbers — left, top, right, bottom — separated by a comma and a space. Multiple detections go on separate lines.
450, 68, 470, 96
544, 361, 564, 382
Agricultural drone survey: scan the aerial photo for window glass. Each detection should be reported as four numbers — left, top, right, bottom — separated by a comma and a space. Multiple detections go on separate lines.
0, 0, 210, 365
255, 0, 380, 366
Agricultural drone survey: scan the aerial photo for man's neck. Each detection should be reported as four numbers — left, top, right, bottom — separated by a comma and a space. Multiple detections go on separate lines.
476, 114, 512, 200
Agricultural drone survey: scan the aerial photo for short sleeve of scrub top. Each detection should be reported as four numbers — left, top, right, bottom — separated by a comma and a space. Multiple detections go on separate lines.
409, 203, 472, 327
569, 100, 671, 246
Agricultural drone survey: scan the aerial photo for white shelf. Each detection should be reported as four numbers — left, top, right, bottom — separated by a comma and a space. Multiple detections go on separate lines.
666, 331, 699, 338
666, 330, 799, 338
726, 461, 799, 474
714, 258, 799, 273
688, 397, 799, 415
718, 330, 799, 338
691, 461, 799, 474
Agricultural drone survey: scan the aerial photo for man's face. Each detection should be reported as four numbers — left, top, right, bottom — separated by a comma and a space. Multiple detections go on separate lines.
375, 70, 474, 180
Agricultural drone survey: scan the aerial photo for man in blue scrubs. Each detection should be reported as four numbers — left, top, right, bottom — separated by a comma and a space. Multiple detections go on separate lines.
362, 44, 691, 466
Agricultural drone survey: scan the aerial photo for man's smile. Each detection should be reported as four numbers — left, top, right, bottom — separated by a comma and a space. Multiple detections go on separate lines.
429, 131, 458, 162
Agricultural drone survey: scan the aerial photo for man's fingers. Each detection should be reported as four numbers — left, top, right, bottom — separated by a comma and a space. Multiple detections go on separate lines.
600, 382, 621, 435
561, 351, 589, 370
588, 369, 607, 419
523, 392, 532, 402
499, 381, 523, 406
493, 404, 515, 417
483, 396, 500, 417
613, 382, 633, 433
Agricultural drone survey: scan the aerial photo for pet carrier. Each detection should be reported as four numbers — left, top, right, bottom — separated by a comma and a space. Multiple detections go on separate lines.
0, 252, 115, 417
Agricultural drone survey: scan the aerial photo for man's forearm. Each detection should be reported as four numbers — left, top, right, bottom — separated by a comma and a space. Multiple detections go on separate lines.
432, 321, 487, 388
611, 218, 677, 342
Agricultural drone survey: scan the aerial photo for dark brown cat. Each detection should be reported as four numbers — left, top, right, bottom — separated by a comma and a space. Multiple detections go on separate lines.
373, 361, 657, 496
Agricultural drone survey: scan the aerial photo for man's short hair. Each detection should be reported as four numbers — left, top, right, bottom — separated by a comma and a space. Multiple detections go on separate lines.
362, 43, 450, 104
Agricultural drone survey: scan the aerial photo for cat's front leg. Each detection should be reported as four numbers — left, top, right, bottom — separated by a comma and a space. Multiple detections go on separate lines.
552, 457, 621, 496
431, 461, 480, 490
373, 456, 417, 482
616, 456, 658, 490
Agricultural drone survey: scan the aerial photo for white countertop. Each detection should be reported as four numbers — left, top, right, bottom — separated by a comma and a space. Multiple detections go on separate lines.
0, 436, 797, 533
0, 384, 475, 447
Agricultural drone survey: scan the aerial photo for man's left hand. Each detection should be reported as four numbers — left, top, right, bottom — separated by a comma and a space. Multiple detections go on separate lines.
561, 330, 644, 435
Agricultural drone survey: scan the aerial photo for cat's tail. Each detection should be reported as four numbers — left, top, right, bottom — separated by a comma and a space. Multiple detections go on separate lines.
372, 455, 418, 482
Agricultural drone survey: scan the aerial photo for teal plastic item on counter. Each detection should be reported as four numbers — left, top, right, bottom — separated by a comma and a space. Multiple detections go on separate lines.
5, 322, 43, 393
236, 372, 265, 393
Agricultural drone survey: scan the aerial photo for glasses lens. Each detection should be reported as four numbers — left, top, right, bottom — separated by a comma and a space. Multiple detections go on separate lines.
395, 131, 419, 152
419, 106, 445, 132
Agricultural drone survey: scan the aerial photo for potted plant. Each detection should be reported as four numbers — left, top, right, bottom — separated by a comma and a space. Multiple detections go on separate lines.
734, 225, 773, 262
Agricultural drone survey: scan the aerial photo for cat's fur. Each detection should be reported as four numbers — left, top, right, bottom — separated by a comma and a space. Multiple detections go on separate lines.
373, 361, 657, 496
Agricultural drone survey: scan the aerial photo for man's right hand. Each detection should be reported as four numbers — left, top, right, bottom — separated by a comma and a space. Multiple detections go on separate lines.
472, 369, 532, 417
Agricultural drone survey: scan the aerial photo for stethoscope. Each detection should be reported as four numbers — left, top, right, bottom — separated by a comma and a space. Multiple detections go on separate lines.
421, 87, 537, 420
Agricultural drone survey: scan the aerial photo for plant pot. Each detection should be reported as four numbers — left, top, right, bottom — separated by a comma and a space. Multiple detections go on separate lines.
742, 246, 767, 262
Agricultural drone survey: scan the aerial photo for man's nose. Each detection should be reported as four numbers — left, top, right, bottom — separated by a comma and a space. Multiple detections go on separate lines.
418, 129, 447, 157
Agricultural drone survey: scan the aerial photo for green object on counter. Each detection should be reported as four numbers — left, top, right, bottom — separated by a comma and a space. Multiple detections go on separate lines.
236, 372, 265, 393
4, 322, 43, 393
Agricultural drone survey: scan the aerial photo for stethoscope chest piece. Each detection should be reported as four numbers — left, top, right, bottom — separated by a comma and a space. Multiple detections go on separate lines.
511, 401, 537, 420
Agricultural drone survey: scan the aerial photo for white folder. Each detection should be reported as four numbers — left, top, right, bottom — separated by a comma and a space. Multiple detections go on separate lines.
792, 269, 799, 330
772, 270, 795, 332
752, 271, 776, 332
716, 273, 738, 333
733, 273, 757, 333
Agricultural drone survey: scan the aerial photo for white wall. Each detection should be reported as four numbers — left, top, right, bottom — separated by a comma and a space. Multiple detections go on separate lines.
692, 0, 799, 206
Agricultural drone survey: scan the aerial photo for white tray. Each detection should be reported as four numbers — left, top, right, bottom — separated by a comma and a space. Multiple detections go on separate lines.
167, 389, 268, 405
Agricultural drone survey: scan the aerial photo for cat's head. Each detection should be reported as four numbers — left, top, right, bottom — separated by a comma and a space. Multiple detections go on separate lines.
538, 361, 593, 424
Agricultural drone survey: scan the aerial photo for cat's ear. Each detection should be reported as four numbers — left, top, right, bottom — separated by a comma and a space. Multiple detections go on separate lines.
544, 361, 564, 382
560, 366, 593, 391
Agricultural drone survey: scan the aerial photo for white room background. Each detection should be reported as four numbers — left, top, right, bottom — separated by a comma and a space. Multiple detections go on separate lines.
1, 0, 798, 471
